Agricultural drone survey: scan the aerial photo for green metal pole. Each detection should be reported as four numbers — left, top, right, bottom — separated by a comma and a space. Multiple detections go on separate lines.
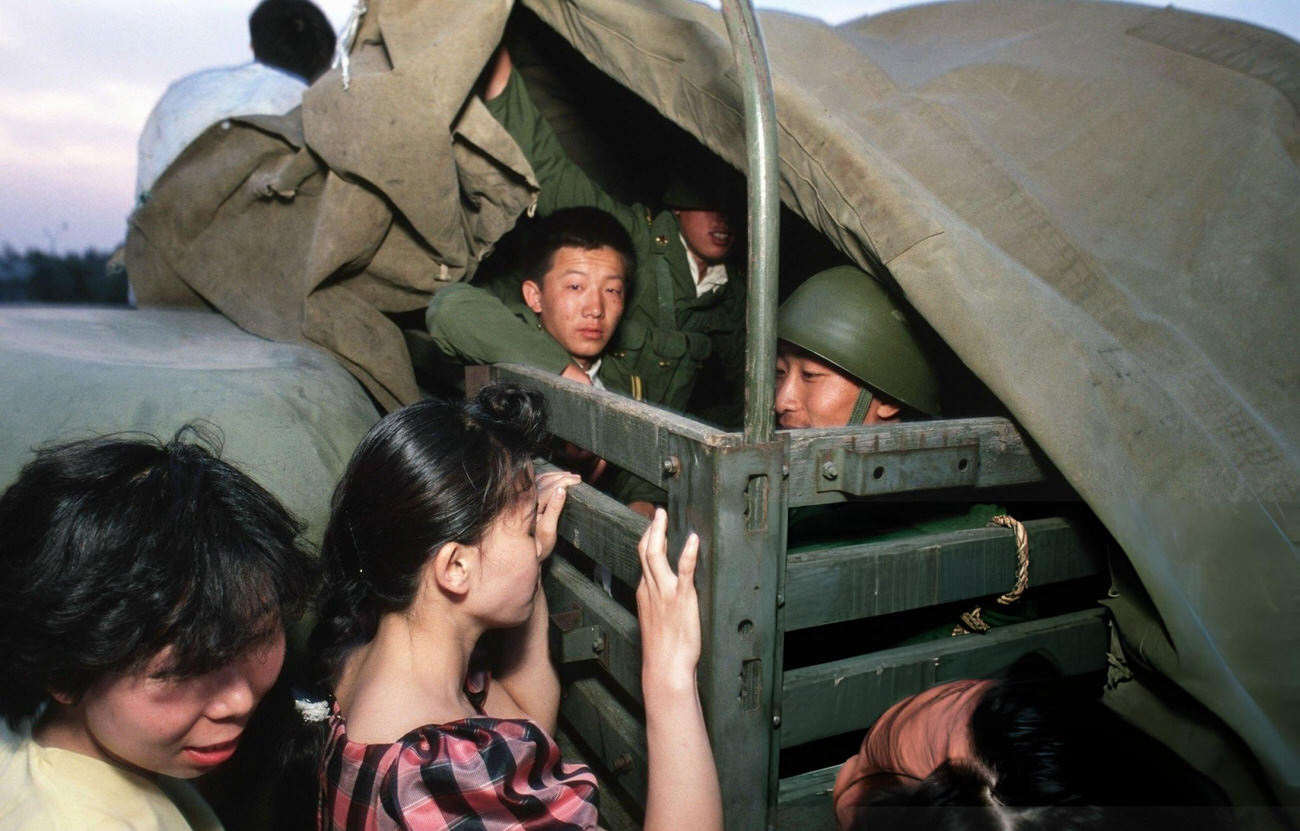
720, 0, 780, 446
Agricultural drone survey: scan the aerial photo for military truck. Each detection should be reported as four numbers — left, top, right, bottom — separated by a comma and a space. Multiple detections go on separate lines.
4, 0, 1296, 828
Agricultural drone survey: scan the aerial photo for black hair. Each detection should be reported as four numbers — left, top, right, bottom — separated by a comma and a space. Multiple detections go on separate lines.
0, 426, 316, 728
249, 0, 335, 83
850, 654, 1232, 830
522, 206, 636, 289
310, 383, 549, 682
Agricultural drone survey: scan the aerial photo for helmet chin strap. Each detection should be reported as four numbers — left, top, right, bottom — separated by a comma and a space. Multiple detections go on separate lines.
848, 387, 874, 425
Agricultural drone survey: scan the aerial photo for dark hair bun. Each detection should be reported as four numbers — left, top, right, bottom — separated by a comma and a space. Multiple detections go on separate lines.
472, 383, 549, 451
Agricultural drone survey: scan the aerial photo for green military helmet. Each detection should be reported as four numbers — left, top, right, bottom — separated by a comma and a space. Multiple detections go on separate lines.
777, 266, 942, 417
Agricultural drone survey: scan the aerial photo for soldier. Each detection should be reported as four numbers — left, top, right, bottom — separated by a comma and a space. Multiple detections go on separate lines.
426, 206, 661, 516
482, 47, 746, 424
775, 267, 1009, 590
775, 265, 942, 429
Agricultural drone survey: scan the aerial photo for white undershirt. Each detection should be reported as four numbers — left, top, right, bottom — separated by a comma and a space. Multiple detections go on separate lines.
585, 358, 605, 390
681, 234, 730, 296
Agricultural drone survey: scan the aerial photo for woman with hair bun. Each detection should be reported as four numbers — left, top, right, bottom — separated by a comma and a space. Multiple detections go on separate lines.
305, 383, 721, 830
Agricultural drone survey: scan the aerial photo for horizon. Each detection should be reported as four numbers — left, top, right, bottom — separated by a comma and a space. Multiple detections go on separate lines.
2, 0, 1296, 254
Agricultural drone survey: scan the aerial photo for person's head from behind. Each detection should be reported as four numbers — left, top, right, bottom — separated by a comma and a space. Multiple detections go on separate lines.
249, 0, 335, 83
836, 655, 1229, 831
776, 266, 941, 428
0, 428, 314, 779
663, 152, 740, 266
314, 384, 550, 674
521, 207, 634, 371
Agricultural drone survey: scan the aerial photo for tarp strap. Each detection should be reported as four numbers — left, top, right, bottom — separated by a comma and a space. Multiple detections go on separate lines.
848, 388, 874, 425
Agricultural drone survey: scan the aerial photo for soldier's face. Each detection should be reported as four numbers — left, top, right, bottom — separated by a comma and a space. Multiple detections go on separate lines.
775, 345, 862, 428
674, 209, 735, 265
522, 245, 627, 370
774, 343, 903, 428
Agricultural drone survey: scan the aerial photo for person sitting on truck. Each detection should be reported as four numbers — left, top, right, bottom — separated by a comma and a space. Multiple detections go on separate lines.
0, 428, 316, 830
482, 46, 746, 424
299, 384, 722, 831
136, 0, 336, 203
428, 206, 638, 400
427, 205, 663, 517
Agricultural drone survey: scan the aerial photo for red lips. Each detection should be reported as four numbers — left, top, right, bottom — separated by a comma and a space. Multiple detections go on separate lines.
182, 735, 241, 768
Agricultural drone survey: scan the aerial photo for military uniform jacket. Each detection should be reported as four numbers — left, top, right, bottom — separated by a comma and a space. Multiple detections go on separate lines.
425, 283, 662, 504
427, 282, 644, 398
485, 70, 746, 416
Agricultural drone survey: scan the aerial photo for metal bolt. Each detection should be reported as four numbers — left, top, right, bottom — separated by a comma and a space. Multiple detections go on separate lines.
592, 637, 605, 654
781, 464, 789, 478
776, 592, 785, 608
772, 714, 782, 728
662, 456, 681, 477
821, 461, 838, 480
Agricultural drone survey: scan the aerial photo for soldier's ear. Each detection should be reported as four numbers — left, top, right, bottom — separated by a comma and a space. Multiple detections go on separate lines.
875, 400, 902, 421
522, 280, 544, 314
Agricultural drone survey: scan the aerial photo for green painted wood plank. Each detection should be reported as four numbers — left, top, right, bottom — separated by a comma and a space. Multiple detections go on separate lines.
545, 556, 643, 705
784, 518, 1103, 630
784, 418, 1045, 506
469, 364, 731, 484
559, 677, 649, 810
777, 766, 840, 831
536, 460, 648, 590
778, 608, 1108, 748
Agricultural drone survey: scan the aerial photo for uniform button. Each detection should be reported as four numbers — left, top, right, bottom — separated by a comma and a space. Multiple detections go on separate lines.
658, 360, 672, 367
655, 235, 668, 246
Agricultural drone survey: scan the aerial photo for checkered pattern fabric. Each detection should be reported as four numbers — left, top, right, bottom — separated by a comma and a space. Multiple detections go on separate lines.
319, 672, 599, 830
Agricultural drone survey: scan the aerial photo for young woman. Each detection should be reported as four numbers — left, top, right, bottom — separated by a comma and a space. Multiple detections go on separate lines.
309, 384, 721, 830
0, 429, 316, 830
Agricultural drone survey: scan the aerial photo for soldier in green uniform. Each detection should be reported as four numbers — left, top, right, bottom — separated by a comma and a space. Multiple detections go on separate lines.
775, 265, 943, 431
427, 206, 661, 516
482, 47, 745, 424
777, 267, 1028, 638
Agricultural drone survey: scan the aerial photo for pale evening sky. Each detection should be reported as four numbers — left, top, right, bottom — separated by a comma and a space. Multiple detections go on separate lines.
1, 0, 1296, 254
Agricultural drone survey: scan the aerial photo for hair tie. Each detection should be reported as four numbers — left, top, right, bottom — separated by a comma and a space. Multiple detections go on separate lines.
293, 696, 331, 723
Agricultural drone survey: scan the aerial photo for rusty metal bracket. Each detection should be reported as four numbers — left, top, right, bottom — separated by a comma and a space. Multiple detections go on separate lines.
551, 603, 609, 669
556, 625, 609, 669
813, 440, 981, 496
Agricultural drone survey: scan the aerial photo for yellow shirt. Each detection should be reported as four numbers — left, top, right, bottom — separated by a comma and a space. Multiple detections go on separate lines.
0, 721, 222, 831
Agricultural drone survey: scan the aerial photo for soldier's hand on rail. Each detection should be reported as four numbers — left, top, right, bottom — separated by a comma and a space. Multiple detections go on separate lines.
636, 508, 702, 693
534, 470, 580, 561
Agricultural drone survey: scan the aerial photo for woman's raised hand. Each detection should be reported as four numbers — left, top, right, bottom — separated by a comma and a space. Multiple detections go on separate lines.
635, 508, 721, 831
636, 508, 702, 693
534, 470, 581, 561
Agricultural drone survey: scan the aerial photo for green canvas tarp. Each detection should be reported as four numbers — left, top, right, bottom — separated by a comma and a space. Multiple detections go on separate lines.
0, 308, 378, 542
124, 0, 1299, 803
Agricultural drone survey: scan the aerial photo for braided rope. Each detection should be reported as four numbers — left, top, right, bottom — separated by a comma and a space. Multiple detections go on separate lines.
989, 514, 1029, 605
951, 513, 1030, 636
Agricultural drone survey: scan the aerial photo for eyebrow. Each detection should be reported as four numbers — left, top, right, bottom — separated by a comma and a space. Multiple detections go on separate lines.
557, 267, 625, 281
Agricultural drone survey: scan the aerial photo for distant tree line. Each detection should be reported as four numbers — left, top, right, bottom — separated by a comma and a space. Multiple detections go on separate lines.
0, 246, 128, 305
